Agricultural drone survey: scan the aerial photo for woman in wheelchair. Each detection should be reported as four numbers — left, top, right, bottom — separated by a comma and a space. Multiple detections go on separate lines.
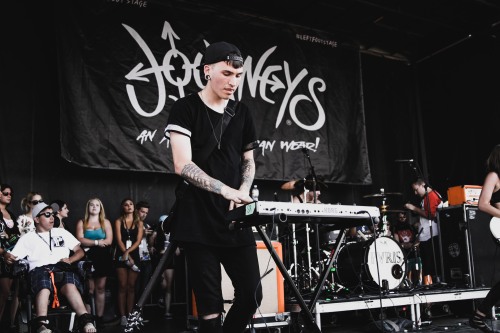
4, 202, 96, 333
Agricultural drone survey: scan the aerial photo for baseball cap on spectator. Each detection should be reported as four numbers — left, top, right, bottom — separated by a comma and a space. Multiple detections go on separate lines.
32, 202, 59, 219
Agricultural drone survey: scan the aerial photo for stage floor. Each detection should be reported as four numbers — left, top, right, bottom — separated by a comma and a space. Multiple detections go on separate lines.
96, 310, 498, 333
91, 286, 496, 332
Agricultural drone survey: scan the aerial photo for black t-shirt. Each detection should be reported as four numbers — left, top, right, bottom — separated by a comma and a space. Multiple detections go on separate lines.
166, 93, 258, 247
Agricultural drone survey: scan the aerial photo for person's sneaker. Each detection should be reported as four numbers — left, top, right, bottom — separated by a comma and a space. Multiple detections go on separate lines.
469, 311, 499, 333
164, 313, 173, 320
120, 315, 127, 326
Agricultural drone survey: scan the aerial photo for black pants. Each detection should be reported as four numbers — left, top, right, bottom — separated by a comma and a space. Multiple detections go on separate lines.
183, 243, 263, 333
479, 280, 500, 314
420, 236, 440, 278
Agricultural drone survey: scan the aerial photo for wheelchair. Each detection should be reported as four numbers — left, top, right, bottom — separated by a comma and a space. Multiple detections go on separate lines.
13, 260, 96, 333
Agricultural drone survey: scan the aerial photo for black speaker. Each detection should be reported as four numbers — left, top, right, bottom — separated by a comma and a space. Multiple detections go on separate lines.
438, 204, 500, 288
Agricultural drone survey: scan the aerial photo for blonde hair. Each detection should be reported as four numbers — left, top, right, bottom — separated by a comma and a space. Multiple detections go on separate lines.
20, 191, 42, 213
83, 198, 107, 230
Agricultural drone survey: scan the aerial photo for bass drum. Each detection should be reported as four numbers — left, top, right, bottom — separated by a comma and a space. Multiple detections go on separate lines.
336, 236, 406, 291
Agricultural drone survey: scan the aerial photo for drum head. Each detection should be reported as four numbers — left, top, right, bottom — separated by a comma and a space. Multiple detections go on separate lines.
336, 237, 406, 291
365, 236, 406, 290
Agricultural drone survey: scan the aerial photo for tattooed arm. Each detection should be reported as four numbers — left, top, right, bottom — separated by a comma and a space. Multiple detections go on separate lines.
170, 131, 253, 205
238, 150, 255, 194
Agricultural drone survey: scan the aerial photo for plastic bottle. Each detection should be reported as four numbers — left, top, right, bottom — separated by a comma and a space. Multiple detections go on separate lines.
251, 184, 259, 201
119, 255, 140, 272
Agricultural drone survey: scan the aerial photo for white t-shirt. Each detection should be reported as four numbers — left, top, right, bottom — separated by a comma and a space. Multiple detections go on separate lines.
10, 228, 80, 271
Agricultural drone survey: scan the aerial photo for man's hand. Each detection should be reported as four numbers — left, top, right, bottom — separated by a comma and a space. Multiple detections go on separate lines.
60, 258, 72, 265
221, 186, 253, 205
404, 203, 417, 211
3, 252, 17, 265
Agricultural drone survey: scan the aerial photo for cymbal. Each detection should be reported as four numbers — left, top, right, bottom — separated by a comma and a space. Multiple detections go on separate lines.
363, 192, 402, 199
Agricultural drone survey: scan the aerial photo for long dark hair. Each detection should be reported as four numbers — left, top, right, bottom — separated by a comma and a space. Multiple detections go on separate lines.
486, 144, 500, 175
120, 198, 140, 227
0, 184, 13, 208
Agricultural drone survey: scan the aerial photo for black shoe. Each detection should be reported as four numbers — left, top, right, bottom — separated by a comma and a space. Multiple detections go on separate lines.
469, 312, 499, 333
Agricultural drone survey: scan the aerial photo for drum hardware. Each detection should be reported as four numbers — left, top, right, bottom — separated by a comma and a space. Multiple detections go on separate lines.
303, 223, 316, 285
363, 188, 403, 199
280, 178, 327, 193
306, 228, 351, 308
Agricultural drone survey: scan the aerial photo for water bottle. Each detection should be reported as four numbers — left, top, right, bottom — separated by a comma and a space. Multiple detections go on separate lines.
119, 255, 140, 272
251, 184, 259, 201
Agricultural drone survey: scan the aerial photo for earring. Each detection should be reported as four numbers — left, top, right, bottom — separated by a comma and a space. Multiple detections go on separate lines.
205, 74, 211, 80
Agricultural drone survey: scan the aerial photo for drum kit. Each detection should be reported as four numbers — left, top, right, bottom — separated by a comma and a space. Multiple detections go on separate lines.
279, 181, 413, 295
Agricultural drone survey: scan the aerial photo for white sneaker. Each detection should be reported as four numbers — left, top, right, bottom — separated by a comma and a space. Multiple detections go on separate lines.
120, 315, 127, 326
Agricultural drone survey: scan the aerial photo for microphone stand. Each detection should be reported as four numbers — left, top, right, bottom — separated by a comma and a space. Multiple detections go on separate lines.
302, 148, 322, 275
409, 227, 424, 286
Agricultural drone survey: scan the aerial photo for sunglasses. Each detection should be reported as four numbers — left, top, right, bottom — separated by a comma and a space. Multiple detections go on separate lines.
1, 192, 12, 196
38, 212, 56, 218
31, 200, 44, 205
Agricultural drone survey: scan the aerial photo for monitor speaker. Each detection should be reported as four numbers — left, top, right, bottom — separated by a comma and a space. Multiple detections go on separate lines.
438, 205, 500, 288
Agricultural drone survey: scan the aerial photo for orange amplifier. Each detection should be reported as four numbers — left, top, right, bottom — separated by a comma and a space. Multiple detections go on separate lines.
447, 185, 482, 206
191, 241, 285, 317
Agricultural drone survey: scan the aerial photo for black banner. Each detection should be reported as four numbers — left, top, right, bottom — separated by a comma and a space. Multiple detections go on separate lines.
56, 0, 371, 184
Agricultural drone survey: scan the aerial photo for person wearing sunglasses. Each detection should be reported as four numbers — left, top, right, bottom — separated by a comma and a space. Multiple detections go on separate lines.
17, 191, 43, 235
0, 183, 21, 332
5, 202, 96, 333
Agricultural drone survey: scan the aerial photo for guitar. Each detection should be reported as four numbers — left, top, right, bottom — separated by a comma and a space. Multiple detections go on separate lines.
489, 216, 500, 244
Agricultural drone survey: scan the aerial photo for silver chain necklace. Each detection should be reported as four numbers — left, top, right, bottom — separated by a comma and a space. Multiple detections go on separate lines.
200, 91, 225, 150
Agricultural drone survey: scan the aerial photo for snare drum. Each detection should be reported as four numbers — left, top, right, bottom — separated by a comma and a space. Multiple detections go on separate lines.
336, 236, 406, 290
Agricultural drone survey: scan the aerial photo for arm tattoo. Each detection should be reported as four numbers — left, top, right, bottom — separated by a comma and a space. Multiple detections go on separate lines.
240, 157, 255, 190
181, 163, 224, 194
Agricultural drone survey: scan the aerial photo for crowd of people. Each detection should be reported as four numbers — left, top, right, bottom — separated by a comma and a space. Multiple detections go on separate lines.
0, 40, 261, 333
0, 187, 177, 333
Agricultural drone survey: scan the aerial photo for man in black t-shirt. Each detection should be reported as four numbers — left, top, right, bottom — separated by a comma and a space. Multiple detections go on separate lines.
165, 41, 261, 333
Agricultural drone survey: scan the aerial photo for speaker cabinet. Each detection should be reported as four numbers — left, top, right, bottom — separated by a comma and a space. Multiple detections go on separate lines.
192, 241, 285, 316
438, 204, 500, 288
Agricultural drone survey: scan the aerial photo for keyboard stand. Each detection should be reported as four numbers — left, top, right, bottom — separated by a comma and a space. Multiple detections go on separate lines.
256, 226, 322, 333
307, 228, 347, 310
